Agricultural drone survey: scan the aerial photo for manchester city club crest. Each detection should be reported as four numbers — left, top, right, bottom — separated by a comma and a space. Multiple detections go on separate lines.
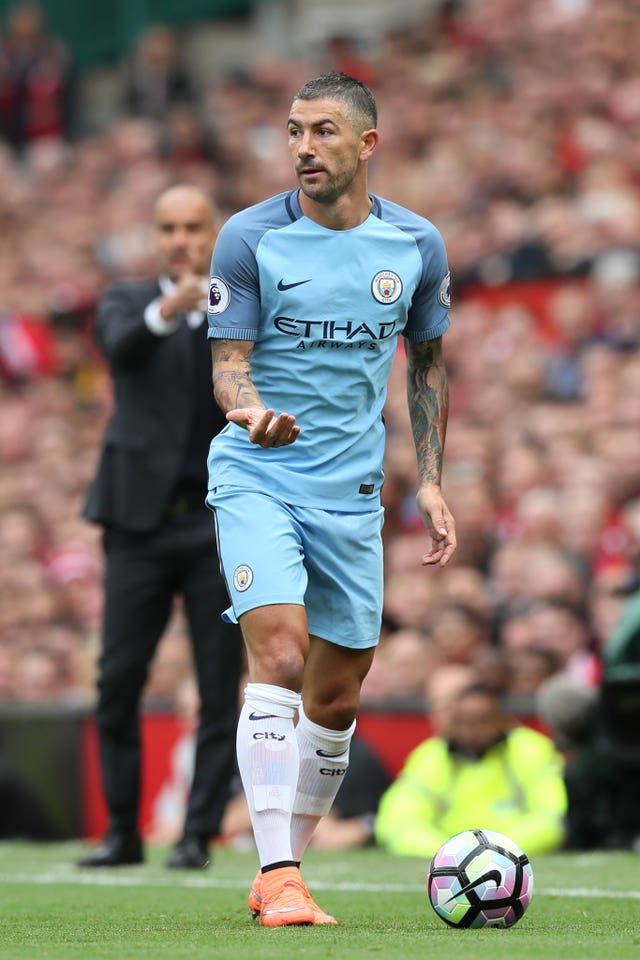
371, 270, 402, 304
233, 564, 253, 592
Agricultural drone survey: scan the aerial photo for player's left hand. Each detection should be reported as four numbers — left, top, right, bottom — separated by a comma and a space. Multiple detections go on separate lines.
226, 406, 300, 447
415, 483, 457, 567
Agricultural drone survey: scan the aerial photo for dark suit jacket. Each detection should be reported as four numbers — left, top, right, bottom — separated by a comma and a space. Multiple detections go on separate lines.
84, 278, 224, 533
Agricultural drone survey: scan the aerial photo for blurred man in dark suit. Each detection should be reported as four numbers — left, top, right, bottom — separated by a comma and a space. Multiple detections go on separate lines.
78, 184, 242, 870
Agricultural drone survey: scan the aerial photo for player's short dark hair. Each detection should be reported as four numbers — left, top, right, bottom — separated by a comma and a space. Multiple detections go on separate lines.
293, 72, 377, 131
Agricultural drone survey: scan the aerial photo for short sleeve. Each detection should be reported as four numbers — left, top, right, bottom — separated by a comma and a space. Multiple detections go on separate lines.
403, 224, 451, 342
207, 215, 261, 341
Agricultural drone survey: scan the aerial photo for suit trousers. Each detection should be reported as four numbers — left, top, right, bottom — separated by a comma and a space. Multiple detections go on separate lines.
95, 508, 242, 840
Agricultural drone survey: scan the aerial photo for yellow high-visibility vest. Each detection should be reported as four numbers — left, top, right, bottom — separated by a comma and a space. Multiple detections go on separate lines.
375, 725, 567, 858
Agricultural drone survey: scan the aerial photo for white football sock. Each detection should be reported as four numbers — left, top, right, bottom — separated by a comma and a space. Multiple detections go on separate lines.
290, 702, 356, 861
236, 682, 301, 868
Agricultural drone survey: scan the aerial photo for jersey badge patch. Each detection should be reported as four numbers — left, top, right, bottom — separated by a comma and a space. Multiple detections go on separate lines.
208, 277, 231, 315
233, 564, 253, 592
371, 270, 402, 305
438, 271, 451, 308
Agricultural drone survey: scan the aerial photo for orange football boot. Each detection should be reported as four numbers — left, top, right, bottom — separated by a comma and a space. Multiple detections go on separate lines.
249, 868, 338, 925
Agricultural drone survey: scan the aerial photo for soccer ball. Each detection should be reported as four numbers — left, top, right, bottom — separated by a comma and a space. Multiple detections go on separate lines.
427, 828, 534, 929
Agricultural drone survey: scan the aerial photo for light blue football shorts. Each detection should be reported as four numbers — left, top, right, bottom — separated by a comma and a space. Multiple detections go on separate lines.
207, 485, 384, 649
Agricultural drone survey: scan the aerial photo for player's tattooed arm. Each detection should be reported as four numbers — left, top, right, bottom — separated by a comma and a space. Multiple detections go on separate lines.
405, 336, 456, 566
405, 336, 449, 486
210, 339, 263, 413
210, 338, 300, 447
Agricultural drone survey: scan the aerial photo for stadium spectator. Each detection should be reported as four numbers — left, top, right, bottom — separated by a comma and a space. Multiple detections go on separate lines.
506, 646, 562, 700
375, 682, 567, 858
324, 33, 376, 89
382, 569, 440, 631
428, 600, 492, 670
590, 558, 638, 644
546, 562, 640, 851
424, 663, 476, 736
0, 643, 15, 698
123, 23, 196, 123
11, 644, 72, 703
0, 1, 74, 150
360, 627, 435, 707
76, 184, 243, 872
542, 284, 600, 402
527, 596, 601, 687
534, 669, 605, 850
45, 535, 103, 638
488, 541, 589, 612
435, 564, 493, 620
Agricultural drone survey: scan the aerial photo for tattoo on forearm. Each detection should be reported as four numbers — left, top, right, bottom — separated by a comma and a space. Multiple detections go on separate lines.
406, 338, 449, 485
211, 340, 262, 411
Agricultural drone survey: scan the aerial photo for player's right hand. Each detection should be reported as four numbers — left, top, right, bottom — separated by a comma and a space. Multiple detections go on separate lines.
162, 274, 209, 318
226, 407, 300, 448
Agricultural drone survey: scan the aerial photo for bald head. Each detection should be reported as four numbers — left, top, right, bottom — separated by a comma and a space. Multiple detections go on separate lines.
426, 664, 475, 737
154, 184, 216, 221
153, 184, 219, 280
448, 684, 508, 757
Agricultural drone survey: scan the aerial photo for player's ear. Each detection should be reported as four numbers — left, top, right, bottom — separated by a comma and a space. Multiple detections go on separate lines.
360, 128, 379, 161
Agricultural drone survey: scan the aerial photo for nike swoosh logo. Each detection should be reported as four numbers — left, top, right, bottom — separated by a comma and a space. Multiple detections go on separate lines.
447, 869, 502, 903
316, 748, 345, 759
248, 712, 277, 720
277, 278, 312, 291
263, 906, 308, 916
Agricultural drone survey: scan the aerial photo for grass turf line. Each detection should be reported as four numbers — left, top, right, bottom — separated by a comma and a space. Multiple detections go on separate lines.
0, 844, 638, 960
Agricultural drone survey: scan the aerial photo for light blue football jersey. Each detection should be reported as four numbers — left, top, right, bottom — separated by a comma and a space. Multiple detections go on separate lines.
207, 189, 450, 511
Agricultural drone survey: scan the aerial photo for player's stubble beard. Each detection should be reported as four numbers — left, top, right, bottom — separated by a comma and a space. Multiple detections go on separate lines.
296, 158, 359, 206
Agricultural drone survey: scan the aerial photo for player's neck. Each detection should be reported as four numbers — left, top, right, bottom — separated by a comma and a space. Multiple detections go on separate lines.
298, 190, 372, 231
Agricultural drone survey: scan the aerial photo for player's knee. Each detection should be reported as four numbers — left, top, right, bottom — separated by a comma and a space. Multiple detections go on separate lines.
305, 693, 358, 732
244, 615, 308, 689
251, 644, 306, 690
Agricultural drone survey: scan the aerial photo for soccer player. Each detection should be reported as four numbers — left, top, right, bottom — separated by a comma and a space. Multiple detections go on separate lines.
206, 72, 456, 926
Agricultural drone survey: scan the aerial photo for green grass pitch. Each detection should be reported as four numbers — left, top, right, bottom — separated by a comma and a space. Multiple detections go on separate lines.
0, 843, 639, 960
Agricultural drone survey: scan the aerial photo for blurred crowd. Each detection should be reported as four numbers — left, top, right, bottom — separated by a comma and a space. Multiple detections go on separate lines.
0, 0, 639, 734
